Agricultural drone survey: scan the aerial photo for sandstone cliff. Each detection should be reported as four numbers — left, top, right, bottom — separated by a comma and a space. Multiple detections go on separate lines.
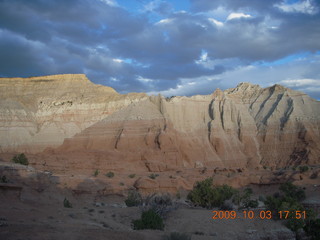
1, 75, 319, 172
0, 74, 147, 152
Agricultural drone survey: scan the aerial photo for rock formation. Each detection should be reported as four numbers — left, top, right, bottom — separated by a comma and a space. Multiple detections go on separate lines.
0, 74, 146, 153
1, 74, 319, 174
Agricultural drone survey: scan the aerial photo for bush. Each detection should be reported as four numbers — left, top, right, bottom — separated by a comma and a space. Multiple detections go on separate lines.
220, 199, 235, 210
0, 176, 8, 183
232, 187, 258, 209
299, 166, 309, 173
304, 218, 320, 240
286, 218, 305, 232
245, 199, 259, 208
125, 190, 142, 207
105, 171, 114, 178
128, 174, 136, 178
149, 173, 159, 179
258, 195, 266, 202
144, 193, 174, 218
187, 178, 236, 208
264, 182, 315, 233
132, 209, 164, 230
279, 182, 305, 202
164, 232, 191, 240
63, 198, 72, 208
94, 169, 99, 177
12, 153, 29, 166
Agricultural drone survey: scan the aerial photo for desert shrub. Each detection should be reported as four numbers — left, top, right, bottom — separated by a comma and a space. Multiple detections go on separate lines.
232, 187, 258, 209
125, 190, 142, 207
176, 191, 181, 199
258, 195, 266, 202
264, 194, 305, 220
286, 218, 305, 232
63, 198, 72, 208
187, 178, 236, 208
299, 165, 309, 173
304, 218, 320, 240
143, 193, 174, 218
220, 199, 235, 210
0, 176, 8, 183
279, 182, 305, 202
164, 232, 191, 240
264, 182, 315, 233
93, 169, 99, 177
105, 171, 114, 178
12, 153, 29, 166
132, 209, 164, 230
128, 173, 136, 178
245, 199, 259, 208
149, 173, 159, 179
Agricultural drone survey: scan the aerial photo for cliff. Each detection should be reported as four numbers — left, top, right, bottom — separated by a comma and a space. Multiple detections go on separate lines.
1, 75, 319, 173
0, 74, 147, 152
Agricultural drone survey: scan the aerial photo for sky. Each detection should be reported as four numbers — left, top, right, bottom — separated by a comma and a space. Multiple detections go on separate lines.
0, 0, 320, 99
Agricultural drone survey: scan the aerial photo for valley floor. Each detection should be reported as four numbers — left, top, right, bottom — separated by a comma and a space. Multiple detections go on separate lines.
0, 161, 319, 240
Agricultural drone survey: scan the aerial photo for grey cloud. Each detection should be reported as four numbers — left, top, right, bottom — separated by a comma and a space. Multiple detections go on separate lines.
155, 56, 320, 100
0, 0, 319, 97
191, 0, 285, 13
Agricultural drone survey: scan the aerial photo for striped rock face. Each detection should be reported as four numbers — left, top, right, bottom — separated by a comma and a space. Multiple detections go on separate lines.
1, 75, 320, 175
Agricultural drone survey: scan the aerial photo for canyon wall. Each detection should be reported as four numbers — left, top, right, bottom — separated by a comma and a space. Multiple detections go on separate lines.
1, 75, 319, 173
0, 74, 146, 152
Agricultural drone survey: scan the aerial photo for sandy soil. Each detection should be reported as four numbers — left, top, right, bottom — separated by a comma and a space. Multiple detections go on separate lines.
0, 162, 319, 240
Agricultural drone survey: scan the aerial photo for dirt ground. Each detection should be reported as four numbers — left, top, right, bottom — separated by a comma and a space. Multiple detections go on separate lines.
0, 162, 319, 240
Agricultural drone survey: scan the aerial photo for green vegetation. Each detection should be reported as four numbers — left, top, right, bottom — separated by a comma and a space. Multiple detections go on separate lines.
187, 178, 236, 208
164, 232, 191, 240
230, 187, 259, 209
279, 182, 306, 201
12, 153, 29, 166
105, 171, 114, 178
63, 198, 72, 208
304, 218, 320, 240
128, 173, 136, 178
149, 173, 159, 179
0, 175, 8, 183
176, 191, 181, 199
299, 165, 309, 173
93, 169, 99, 177
144, 193, 173, 218
119, 182, 124, 186
264, 182, 317, 233
132, 209, 164, 230
125, 190, 142, 207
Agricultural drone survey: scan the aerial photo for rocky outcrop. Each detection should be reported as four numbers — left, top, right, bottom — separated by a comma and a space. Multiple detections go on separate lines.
0, 74, 146, 153
1, 75, 319, 173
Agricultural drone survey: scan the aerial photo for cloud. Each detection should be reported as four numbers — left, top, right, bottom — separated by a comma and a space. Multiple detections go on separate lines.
275, 0, 319, 15
150, 53, 320, 100
208, 18, 224, 27
226, 12, 251, 21
0, 0, 319, 98
100, 0, 118, 7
